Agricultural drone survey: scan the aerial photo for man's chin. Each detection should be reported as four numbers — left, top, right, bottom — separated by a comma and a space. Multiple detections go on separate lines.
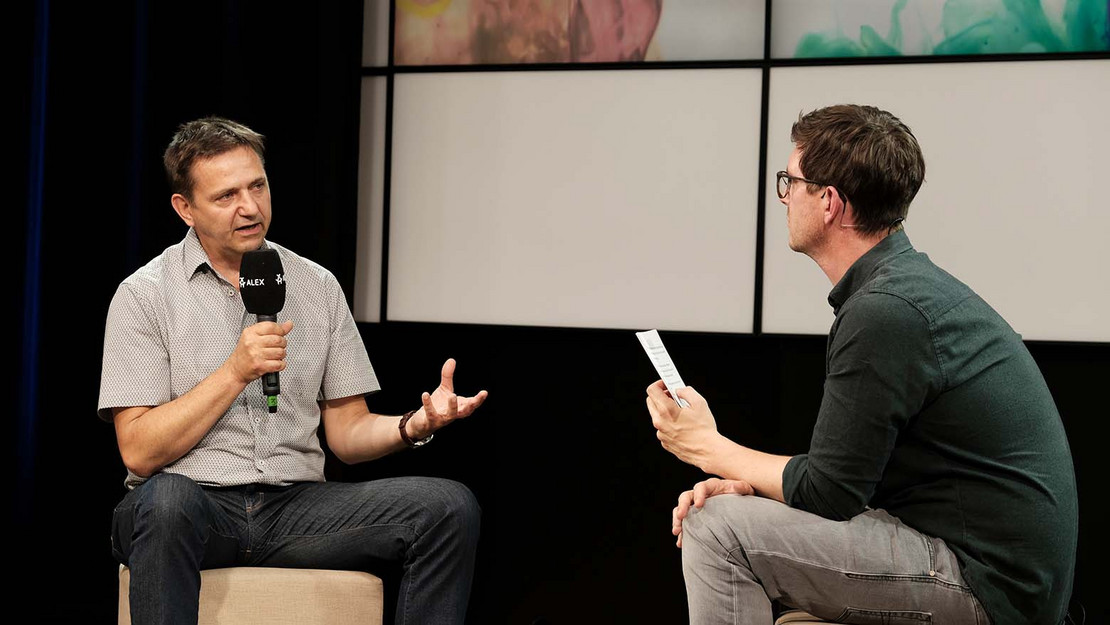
233, 235, 266, 254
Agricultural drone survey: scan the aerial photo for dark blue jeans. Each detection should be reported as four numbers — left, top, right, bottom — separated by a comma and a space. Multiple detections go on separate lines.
111, 473, 480, 625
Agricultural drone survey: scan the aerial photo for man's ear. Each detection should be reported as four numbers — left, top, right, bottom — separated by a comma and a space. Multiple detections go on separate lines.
822, 186, 838, 226
170, 193, 194, 227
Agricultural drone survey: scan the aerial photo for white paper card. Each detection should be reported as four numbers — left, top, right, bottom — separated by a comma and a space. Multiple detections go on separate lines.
636, 329, 690, 408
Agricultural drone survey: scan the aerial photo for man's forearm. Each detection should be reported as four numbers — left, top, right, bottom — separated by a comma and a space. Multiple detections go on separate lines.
332, 413, 412, 464
114, 363, 249, 477
700, 436, 790, 503
321, 395, 414, 464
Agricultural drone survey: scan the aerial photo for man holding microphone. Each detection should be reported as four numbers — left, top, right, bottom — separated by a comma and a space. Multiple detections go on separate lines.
100, 117, 487, 624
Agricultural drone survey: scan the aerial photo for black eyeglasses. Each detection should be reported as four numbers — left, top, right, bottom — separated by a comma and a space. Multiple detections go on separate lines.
775, 170, 847, 203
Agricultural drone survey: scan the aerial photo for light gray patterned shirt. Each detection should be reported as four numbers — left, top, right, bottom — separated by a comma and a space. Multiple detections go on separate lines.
98, 229, 379, 489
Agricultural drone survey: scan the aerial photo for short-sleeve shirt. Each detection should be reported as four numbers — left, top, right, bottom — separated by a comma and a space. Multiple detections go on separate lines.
781, 231, 1078, 625
98, 229, 379, 489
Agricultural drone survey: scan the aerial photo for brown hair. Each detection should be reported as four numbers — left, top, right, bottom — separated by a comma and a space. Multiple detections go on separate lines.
791, 105, 925, 235
163, 117, 266, 200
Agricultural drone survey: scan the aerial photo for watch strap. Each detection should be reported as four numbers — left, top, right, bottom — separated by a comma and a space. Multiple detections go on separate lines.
399, 409, 433, 448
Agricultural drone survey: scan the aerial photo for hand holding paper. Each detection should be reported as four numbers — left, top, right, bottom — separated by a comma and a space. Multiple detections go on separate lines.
640, 329, 726, 472
636, 329, 689, 408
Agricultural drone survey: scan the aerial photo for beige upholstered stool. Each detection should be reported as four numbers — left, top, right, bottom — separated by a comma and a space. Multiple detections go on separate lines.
775, 609, 833, 624
118, 566, 384, 625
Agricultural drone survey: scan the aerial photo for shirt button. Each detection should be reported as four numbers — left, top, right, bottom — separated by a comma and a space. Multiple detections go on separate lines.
254, 417, 261, 424
928, 570, 936, 577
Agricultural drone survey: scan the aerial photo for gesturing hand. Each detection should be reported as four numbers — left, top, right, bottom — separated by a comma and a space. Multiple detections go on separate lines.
405, 358, 488, 440
671, 478, 754, 548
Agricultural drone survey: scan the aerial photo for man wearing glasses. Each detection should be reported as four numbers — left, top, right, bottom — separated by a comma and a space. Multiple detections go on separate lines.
646, 104, 1077, 625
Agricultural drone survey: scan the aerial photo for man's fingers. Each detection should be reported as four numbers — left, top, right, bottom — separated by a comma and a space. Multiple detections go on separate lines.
727, 480, 754, 496
673, 491, 695, 549
645, 385, 676, 421
693, 478, 723, 507
674, 385, 704, 407
675, 490, 694, 518
254, 334, 286, 348
457, 391, 489, 417
690, 478, 755, 508
645, 380, 670, 403
440, 358, 456, 392
646, 396, 661, 425
260, 347, 286, 361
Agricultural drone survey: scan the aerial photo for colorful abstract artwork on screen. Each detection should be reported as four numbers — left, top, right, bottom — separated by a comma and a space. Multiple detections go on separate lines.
778, 0, 1110, 58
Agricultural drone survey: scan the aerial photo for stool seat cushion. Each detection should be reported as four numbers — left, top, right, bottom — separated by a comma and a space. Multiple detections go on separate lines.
775, 609, 833, 624
118, 566, 383, 625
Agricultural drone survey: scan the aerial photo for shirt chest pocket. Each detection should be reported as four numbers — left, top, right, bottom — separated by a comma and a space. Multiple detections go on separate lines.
282, 322, 329, 400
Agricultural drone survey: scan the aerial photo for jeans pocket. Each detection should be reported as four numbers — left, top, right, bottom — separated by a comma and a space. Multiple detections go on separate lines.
839, 607, 932, 624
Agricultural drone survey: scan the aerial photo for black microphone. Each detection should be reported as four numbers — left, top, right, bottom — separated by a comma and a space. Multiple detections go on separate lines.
240, 249, 287, 413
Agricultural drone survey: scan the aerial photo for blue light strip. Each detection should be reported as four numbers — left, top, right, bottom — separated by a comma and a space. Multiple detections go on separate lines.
20, 0, 49, 498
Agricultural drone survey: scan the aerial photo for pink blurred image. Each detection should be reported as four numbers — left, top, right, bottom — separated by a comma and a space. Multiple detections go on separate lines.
395, 0, 664, 65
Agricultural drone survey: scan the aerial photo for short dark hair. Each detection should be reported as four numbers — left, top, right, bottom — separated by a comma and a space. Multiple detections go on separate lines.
163, 117, 266, 199
790, 105, 925, 235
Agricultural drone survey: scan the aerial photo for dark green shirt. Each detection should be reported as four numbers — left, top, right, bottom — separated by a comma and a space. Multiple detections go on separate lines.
782, 231, 1078, 625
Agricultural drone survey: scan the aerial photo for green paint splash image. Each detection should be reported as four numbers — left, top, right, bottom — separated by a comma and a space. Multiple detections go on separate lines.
794, 0, 1110, 58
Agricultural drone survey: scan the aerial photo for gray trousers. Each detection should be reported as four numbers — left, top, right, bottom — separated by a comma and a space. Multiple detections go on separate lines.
681, 495, 990, 624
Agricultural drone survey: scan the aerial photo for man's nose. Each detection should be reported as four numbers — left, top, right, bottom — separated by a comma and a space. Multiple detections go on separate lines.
237, 192, 260, 215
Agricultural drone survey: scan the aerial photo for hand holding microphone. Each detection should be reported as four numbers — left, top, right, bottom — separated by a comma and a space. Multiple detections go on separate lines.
239, 249, 288, 413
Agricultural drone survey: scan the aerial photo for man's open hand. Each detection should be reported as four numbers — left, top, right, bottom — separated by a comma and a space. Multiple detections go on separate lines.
405, 358, 488, 440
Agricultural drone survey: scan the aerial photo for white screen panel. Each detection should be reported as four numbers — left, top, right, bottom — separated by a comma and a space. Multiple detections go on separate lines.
763, 60, 1110, 341
388, 69, 762, 332
354, 77, 387, 322
651, 0, 765, 61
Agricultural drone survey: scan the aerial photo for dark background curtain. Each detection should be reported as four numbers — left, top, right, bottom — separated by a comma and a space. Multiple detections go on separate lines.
13, 1, 1104, 622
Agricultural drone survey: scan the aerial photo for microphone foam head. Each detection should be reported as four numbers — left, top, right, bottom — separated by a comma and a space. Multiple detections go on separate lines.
240, 249, 286, 315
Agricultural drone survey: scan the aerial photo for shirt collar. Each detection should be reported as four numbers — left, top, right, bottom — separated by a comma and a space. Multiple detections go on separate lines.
180, 228, 211, 280
827, 229, 913, 313
178, 227, 271, 281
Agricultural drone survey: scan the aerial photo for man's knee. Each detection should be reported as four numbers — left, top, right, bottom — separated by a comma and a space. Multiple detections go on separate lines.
113, 473, 212, 562
682, 494, 789, 554
430, 479, 481, 535
132, 473, 211, 534
398, 477, 481, 547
